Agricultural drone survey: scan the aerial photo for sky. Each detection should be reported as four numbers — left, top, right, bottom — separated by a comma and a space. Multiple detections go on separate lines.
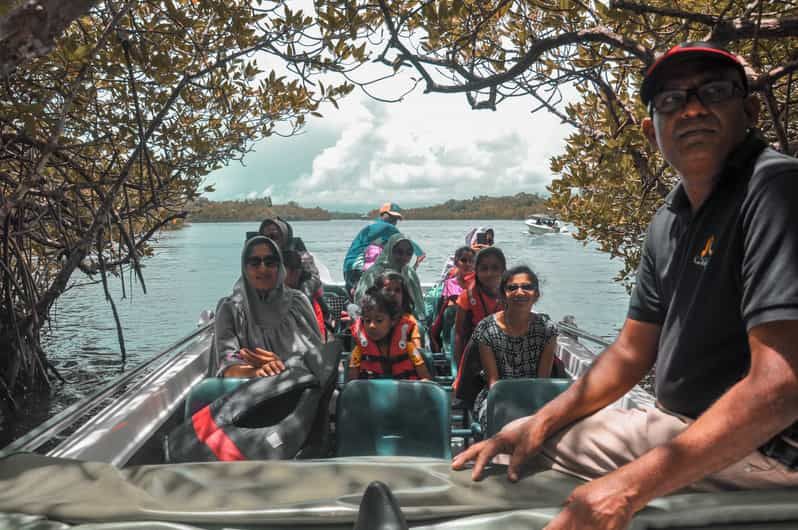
202, 9, 575, 213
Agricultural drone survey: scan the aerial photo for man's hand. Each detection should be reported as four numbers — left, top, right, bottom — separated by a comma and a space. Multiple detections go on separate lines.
413, 253, 426, 269
544, 474, 636, 530
451, 415, 547, 481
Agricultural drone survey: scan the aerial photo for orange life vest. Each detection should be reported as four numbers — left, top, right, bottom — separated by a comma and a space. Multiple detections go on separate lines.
312, 297, 326, 341
353, 315, 419, 380
467, 284, 499, 326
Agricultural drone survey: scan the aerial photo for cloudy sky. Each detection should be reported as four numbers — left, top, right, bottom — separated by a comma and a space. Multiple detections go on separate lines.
202, 18, 575, 213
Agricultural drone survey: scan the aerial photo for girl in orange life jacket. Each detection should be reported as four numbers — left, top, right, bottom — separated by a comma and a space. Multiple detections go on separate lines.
347, 286, 431, 381
453, 246, 506, 366
374, 270, 423, 350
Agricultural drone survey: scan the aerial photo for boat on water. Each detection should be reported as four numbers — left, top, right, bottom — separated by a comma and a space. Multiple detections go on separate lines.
1, 285, 795, 529
525, 214, 561, 235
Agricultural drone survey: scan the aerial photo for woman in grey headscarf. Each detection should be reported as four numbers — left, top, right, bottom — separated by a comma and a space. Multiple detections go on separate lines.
215, 236, 322, 378
353, 233, 425, 321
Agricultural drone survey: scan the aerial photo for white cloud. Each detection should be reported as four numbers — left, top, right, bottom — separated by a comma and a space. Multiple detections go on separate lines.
204, 1, 577, 211
289, 89, 572, 209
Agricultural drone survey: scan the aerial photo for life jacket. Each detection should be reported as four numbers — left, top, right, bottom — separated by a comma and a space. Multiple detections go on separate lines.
312, 296, 326, 341
164, 340, 342, 463
353, 315, 419, 380
467, 284, 499, 326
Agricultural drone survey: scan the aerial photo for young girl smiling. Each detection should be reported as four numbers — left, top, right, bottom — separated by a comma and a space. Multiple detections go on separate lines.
348, 287, 431, 381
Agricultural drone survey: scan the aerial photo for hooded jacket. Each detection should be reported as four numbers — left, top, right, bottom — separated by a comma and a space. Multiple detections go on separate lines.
259, 217, 321, 299
353, 233, 425, 321
214, 236, 322, 376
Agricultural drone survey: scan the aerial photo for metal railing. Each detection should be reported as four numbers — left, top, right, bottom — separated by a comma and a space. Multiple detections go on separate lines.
1, 323, 213, 457
557, 320, 612, 348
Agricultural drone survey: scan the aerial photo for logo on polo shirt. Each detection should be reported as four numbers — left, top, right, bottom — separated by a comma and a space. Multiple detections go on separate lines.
693, 235, 714, 268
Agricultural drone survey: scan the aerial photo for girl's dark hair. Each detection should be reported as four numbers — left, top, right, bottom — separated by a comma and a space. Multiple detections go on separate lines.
454, 246, 474, 262
474, 246, 507, 289
359, 285, 402, 321
374, 271, 414, 314
498, 265, 540, 303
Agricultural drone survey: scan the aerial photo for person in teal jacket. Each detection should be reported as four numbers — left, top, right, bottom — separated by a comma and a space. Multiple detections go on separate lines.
343, 202, 423, 296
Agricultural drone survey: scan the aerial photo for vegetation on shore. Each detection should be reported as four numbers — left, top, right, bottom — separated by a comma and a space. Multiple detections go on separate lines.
188, 199, 359, 222
189, 193, 548, 222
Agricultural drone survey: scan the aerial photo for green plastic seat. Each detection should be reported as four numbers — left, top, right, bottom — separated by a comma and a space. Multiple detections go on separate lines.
184, 377, 249, 419
485, 378, 571, 437
336, 379, 452, 458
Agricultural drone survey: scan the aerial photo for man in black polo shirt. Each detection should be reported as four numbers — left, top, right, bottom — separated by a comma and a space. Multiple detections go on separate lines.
453, 42, 798, 528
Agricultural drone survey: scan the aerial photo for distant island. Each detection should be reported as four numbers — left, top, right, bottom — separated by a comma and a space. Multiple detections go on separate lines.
188, 193, 550, 222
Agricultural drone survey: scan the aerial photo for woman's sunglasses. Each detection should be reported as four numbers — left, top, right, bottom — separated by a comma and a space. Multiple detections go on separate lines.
246, 256, 280, 268
505, 283, 537, 292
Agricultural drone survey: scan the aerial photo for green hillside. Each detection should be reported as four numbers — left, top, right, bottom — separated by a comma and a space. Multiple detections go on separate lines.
189, 193, 549, 222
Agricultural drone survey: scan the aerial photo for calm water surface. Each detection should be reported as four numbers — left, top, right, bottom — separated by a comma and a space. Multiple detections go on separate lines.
8, 220, 632, 443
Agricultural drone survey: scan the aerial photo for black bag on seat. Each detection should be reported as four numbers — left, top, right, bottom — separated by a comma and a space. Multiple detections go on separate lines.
164, 340, 341, 462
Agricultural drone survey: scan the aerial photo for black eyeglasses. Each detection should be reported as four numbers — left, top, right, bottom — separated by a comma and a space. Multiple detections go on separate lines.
392, 248, 413, 257
505, 283, 536, 292
246, 256, 279, 268
651, 80, 744, 114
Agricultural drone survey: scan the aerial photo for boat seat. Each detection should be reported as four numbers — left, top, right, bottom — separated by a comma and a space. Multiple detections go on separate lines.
336, 379, 452, 458
183, 377, 249, 419
485, 378, 571, 437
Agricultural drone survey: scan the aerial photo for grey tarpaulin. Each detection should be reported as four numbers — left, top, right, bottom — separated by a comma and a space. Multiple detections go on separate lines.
1, 453, 797, 529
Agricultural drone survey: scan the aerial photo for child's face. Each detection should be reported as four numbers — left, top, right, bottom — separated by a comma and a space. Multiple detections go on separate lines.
362, 308, 395, 342
457, 251, 475, 275
476, 254, 503, 292
382, 278, 403, 307
284, 267, 301, 289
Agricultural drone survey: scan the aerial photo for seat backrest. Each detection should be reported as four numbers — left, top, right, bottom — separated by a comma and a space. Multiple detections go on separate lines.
184, 378, 249, 419
336, 379, 451, 458
485, 378, 571, 437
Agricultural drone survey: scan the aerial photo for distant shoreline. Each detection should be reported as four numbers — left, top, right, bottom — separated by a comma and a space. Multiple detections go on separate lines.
188, 192, 551, 222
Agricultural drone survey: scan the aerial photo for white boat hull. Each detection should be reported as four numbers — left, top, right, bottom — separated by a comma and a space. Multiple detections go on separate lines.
525, 220, 560, 234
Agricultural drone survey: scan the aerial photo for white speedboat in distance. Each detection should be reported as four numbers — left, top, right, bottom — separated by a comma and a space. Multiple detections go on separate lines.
525, 214, 561, 235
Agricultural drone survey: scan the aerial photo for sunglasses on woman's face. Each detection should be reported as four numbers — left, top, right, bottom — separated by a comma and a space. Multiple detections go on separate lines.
246, 256, 280, 268
393, 247, 413, 257
505, 283, 536, 292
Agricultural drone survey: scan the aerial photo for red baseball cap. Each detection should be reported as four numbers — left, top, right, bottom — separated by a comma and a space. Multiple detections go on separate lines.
378, 202, 403, 219
641, 41, 747, 106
